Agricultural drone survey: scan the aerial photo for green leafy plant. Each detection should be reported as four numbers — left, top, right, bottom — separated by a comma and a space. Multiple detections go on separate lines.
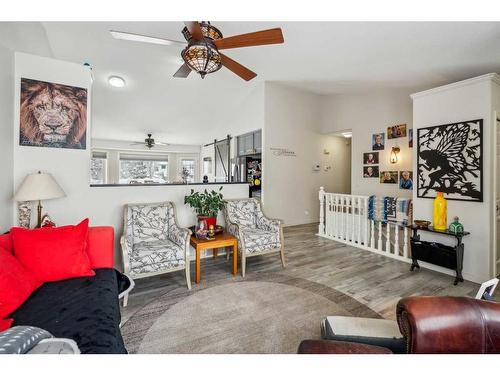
184, 187, 225, 217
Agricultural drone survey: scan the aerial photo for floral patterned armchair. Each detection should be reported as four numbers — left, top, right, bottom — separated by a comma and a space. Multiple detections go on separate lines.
120, 202, 191, 306
223, 198, 285, 277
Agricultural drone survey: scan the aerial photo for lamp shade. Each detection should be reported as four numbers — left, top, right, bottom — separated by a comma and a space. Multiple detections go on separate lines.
14, 171, 66, 202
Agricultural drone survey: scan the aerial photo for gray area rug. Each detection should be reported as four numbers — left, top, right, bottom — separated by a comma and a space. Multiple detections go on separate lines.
121, 273, 380, 354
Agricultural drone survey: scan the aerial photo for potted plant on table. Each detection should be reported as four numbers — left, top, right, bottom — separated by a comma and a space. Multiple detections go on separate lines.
184, 187, 225, 228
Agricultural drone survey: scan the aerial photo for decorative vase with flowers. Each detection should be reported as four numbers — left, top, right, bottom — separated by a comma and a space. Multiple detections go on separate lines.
184, 187, 225, 229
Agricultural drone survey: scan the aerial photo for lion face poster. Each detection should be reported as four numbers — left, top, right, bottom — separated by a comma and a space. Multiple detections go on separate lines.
20, 78, 88, 149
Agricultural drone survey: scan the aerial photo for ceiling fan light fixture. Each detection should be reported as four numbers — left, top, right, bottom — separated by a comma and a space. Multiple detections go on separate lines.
181, 42, 222, 78
182, 22, 223, 42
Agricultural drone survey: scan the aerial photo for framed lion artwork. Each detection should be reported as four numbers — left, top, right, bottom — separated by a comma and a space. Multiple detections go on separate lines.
20, 78, 88, 149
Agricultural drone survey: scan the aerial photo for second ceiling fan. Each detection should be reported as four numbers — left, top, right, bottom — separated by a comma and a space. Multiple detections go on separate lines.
110, 21, 284, 81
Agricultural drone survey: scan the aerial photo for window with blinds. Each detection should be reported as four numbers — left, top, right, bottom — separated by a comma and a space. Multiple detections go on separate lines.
119, 153, 169, 184
90, 151, 108, 185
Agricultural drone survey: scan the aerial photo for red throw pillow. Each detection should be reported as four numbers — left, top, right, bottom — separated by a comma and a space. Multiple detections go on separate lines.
11, 219, 95, 282
0, 318, 13, 332
0, 249, 42, 319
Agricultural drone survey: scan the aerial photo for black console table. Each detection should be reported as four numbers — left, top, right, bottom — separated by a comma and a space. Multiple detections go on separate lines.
409, 225, 470, 285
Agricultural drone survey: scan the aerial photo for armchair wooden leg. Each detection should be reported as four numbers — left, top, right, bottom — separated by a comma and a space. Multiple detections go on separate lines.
279, 227, 286, 268
185, 263, 192, 290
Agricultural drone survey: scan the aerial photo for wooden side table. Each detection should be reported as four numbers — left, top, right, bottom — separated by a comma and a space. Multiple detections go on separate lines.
189, 232, 238, 284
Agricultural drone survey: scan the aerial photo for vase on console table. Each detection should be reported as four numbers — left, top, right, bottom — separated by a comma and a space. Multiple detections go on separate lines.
17, 201, 32, 228
449, 216, 464, 234
433, 192, 447, 231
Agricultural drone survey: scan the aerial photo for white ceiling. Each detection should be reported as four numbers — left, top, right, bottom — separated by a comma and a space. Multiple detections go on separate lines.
5, 22, 500, 144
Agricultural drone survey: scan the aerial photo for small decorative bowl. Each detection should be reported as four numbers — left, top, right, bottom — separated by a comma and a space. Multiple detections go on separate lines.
414, 220, 431, 229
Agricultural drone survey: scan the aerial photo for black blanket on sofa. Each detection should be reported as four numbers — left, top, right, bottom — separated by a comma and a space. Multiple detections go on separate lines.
11, 268, 127, 354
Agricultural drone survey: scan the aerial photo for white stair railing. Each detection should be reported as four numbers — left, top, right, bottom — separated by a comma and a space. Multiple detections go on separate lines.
318, 187, 411, 263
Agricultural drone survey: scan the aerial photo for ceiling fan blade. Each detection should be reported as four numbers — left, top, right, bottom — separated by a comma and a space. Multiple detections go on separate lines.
110, 30, 186, 46
184, 21, 204, 40
214, 28, 284, 50
220, 53, 257, 81
173, 63, 192, 78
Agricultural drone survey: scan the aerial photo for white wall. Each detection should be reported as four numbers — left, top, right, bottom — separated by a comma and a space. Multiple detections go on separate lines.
411, 74, 500, 283
0, 45, 14, 232
319, 91, 413, 198
12, 52, 249, 267
263, 83, 351, 226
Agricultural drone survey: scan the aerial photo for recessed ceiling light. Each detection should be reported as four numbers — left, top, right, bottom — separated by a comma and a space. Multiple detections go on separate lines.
108, 75, 126, 88
342, 132, 352, 138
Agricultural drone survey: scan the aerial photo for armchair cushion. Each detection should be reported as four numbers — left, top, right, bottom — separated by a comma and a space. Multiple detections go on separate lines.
240, 228, 281, 254
130, 240, 185, 276
225, 200, 257, 229
130, 204, 169, 243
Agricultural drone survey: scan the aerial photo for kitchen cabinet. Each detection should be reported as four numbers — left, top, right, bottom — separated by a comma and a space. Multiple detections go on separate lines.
237, 130, 262, 156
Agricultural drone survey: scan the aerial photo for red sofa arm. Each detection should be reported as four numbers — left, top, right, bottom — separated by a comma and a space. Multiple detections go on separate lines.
297, 340, 392, 354
87, 226, 115, 269
397, 296, 500, 353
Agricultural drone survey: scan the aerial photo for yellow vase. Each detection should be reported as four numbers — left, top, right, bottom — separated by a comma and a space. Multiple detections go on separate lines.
433, 192, 447, 230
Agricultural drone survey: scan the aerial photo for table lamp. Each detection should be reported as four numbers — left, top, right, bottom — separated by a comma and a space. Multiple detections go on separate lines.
14, 171, 66, 228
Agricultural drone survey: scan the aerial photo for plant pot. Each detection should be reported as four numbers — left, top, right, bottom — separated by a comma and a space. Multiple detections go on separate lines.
198, 215, 217, 228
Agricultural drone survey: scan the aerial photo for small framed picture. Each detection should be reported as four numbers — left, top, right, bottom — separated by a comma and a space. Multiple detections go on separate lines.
363, 166, 379, 178
380, 171, 398, 184
399, 171, 413, 190
409, 128, 413, 148
387, 124, 407, 139
363, 152, 379, 164
372, 133, 385, 150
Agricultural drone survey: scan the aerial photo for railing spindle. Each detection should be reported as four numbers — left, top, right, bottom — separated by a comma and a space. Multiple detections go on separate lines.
394, 224, 399, 256
403, 226, 409, 258
386, 222, 391, 253
378, 221, 383, 251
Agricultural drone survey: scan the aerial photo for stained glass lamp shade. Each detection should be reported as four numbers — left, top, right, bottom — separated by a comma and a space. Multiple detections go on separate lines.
182, 42, 222, 78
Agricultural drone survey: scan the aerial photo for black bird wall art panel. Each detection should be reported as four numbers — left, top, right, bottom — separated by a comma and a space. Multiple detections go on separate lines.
417, 119, 483, 202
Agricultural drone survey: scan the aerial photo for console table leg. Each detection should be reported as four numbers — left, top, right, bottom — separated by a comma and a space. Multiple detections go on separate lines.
454, 242, 465, 285
410, 259, 420, 271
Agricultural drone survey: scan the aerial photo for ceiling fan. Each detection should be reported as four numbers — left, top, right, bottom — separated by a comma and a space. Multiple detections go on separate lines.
110, 22, 284, 81
130, 134, 169, 149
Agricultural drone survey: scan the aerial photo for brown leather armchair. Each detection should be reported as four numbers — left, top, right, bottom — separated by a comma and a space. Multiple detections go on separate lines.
298, 296, 500, 354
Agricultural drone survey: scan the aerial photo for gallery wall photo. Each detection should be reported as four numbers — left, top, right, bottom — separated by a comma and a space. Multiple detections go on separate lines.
19, 78, 88, 150
417, 119, 483, 202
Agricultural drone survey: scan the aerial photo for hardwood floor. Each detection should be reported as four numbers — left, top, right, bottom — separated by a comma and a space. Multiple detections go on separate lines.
122, 223, 483, 323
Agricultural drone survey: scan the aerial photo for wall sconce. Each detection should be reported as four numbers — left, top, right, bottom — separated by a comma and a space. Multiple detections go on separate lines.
390, 147, 400, 164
